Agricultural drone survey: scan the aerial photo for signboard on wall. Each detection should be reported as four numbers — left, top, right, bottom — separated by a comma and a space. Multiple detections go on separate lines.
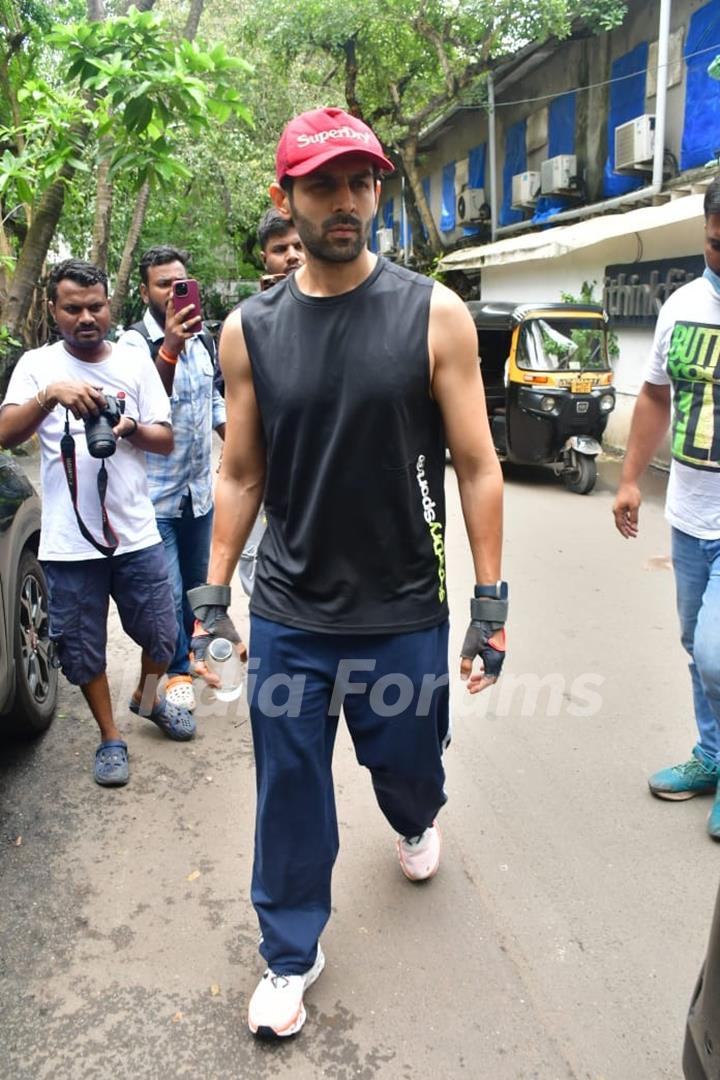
603, 255, 705, 325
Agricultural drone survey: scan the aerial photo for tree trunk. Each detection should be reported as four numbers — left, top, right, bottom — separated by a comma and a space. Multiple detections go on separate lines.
0, 222, 13, 302
3, 163, 74, 351
90, 154, 113, 272
106, 0, 203, 327
183, 0, 205, 39
85, 0, 112, 270
109, 180, 150, 325
399, 136, 444, 255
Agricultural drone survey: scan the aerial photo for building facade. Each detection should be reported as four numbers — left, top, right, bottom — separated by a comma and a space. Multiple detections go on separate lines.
374, 0, 720, 457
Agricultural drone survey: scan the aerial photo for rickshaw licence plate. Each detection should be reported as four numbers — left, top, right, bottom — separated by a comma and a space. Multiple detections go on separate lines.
572, 379, 593, 393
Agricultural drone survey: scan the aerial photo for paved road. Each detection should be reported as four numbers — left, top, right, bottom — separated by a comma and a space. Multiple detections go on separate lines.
1, 453, 713, 1080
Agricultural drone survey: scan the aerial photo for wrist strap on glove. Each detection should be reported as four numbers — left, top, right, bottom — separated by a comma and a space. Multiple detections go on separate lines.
470, 595, 508, 628
187, 584, 231, 612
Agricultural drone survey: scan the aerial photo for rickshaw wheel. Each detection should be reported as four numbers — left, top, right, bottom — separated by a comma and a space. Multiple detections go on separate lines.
562, 453, 597, 495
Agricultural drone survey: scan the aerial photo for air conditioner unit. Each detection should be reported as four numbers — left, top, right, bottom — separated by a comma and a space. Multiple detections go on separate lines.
377, 226, 396, 254
614, 115, 655, 172
511, 171, 540, 209
457, 187, 487, 224
540, 154, 577, 195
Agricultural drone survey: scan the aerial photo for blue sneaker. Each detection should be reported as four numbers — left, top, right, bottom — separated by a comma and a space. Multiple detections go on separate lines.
648, 750, 719, 801
708, 791, 720, 840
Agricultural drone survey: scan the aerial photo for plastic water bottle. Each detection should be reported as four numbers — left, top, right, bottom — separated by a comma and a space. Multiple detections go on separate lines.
206, 637, 245, 702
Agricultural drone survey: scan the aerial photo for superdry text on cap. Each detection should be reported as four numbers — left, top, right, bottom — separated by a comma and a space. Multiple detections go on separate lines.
276, 107, 395, 181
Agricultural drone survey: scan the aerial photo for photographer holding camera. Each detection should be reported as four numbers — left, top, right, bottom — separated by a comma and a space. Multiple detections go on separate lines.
0, 259, 196, 787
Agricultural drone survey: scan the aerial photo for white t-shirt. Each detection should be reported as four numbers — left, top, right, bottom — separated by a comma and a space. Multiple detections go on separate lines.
644, 275, 720, 538
2, 340, 171, 560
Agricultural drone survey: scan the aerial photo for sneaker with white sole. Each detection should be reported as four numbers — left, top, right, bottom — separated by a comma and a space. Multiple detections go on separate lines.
165, 675, 196, 712
397, 822, 441, 881
248, 944, 325, 1038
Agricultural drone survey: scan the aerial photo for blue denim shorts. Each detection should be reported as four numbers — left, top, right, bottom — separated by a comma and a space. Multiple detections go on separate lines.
43, 542, 177, 687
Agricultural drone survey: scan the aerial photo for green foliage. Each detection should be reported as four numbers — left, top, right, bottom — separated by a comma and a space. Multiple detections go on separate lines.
0, 0, 630, 344
234, 0, 625, 266
242, 0, 627, 141
0, 323, 22, 375
0, 6, 252, 211
560, 280, 620, 361
0, 0, 256, 341
47, 10, 252, 188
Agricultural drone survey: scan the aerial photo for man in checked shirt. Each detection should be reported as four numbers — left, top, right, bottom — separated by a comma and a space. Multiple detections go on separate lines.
118, 246, 226, 712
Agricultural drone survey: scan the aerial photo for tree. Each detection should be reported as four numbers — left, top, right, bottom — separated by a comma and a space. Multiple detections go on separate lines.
239, 0, 628, 263
0, 1, 251, 363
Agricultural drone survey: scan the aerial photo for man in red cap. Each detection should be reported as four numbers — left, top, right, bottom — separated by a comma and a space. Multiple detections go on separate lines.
189, 106, 506, 1038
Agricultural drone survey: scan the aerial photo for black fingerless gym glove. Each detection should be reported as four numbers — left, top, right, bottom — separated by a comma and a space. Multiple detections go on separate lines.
187, 584, 241, 664
460, 583, 508, 681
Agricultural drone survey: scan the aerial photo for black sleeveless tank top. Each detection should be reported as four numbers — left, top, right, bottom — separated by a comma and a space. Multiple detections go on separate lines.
241, 257, 448, 634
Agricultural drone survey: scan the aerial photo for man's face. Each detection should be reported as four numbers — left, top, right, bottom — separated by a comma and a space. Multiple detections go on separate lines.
140, 260, 188, 327
262, 228, 304, 275
48, 280, 110, 353
705, 214, 720, 276
284, 155, 380, 264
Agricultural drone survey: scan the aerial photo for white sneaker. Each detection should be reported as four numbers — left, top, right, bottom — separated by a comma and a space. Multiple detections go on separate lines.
397, 822, 441, 881
248, 944, 325, 1038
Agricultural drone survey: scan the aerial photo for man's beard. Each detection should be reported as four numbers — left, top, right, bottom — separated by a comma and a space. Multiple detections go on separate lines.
64, 329, 104, 352
149, 300, 167, 328
292, 209, 369, 264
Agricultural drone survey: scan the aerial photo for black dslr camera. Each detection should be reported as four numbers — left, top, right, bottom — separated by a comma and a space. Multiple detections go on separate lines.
84, 393, 125, 459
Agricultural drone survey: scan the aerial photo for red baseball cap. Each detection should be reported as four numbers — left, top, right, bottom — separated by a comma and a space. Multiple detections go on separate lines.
276, 107, 395, 181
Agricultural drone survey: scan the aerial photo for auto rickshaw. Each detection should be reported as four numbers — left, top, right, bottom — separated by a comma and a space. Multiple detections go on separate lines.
468, 301, 616, 494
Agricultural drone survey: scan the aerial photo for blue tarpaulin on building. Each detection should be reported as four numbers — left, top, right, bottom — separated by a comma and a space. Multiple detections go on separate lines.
549, 91, 576, 156
603, 41, 648, 196
682, 0, 720, 169
441, 161, 456, 232
463, 143, 487, 236
500, 119, 527, 226
533, 91, 577, 223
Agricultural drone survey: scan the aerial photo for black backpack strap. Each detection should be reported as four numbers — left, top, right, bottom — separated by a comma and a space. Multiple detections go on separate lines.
129, 319, 215, 366
198, 329, 217, 365
129, 320, 161, 361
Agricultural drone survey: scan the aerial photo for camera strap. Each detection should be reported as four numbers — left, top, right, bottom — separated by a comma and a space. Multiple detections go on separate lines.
60, 412, 119, 557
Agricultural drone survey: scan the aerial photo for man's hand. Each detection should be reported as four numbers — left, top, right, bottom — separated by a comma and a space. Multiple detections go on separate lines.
162, 297, 202, 358
187, 584, 247, 686
46, 381, 106, 420
113, 416, 138, 440
460, 588, 508, 694
460, 624, 506, 694
613, 482, 641, 538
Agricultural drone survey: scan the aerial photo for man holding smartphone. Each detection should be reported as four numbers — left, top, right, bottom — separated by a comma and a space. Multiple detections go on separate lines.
118, 246, 226, 711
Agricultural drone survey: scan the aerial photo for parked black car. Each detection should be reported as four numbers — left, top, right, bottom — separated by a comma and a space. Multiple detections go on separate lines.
0, 452, 57, 737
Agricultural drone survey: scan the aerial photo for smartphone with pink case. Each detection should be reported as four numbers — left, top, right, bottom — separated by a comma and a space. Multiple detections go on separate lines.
172, 278, 202, 327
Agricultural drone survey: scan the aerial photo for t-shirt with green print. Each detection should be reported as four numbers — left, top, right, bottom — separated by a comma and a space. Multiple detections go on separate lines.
644, 275, 720, 538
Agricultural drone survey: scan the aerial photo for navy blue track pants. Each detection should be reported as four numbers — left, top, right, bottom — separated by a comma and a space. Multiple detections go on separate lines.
248, 613, 450, 975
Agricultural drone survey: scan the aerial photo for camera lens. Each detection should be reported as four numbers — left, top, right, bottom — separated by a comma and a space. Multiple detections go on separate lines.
85, 415, 117, 458
176, 282, 188, 295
